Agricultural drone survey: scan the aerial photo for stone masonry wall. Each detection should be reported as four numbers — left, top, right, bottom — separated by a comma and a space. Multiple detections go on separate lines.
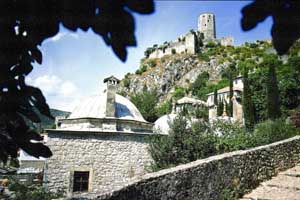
44, 131, 152, 197
149, 32, 196, 59
97, 136, 300, 200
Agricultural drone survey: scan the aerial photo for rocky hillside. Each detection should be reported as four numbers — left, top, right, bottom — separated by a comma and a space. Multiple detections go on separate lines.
119, 40, 273, 102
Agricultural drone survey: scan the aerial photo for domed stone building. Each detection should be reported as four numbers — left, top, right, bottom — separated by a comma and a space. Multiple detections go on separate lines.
44, 76, 154, 197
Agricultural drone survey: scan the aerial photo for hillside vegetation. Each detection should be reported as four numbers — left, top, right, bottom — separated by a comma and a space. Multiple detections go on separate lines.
119, 40, 300, 124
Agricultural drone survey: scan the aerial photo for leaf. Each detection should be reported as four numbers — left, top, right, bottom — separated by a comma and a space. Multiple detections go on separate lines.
241, 1, 271, 31
31, 48, 42, 64
18, 107, 41, 123
241, 0, 300, 55
25, 86, 53, 119
125, 0, 155, 14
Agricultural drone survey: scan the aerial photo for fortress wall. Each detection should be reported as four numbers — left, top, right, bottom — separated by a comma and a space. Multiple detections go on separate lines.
97, 136, 300, 200
148, 33, 197, 59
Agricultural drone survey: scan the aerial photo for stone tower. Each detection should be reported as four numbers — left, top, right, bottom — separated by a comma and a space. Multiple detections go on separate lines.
198, 13, 216, 40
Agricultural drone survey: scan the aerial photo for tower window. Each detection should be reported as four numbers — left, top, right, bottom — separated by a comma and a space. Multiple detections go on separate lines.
73, 171, 89, 192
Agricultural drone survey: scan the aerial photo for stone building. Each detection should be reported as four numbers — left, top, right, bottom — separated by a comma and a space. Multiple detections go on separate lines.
206, 76, 244, 122
154, 96, 207, 135
147, 12, 234, 59
198, 13, 216, 40
44, 76, 154, 197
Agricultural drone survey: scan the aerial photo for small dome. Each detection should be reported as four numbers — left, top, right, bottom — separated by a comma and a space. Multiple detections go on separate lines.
154, 114, 177, 135
68, 92, 146, 122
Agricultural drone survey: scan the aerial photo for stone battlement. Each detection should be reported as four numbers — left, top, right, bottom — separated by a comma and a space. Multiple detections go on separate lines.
145, 13, 234, 59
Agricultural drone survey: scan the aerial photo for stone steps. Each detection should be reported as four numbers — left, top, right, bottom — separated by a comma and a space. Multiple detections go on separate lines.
241, 164, 300, 200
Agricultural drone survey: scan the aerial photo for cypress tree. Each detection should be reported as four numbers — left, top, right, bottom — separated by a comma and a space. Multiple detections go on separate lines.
265, 55, 281, 120
214, 88, 218, 106
242, 65, 255, 130
229, 76, 233, 117
217, 98, 224, 116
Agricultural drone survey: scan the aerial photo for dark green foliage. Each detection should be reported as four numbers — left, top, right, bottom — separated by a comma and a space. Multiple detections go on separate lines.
197, 52, 210, 62
131, 89, 159, 122
241, 63, 256, 130
191, 71, 209, 96
214, 89, 218, 106
7, 178, 63, 200
149, 116, 300, 171
194, 107, 209, 121
221, 63, 237, 117
148, 115, 217, 171
171, 48, 176, 54
123, 78, 131, 88
0, 0, 154, 162
206, 41, 217, 48
217, 99, 224, 116
156, 100, 172, 117
263, 54, 281, 120
173, 87, 186, 100
212, 121, 252, 153
251, 119, 300, 146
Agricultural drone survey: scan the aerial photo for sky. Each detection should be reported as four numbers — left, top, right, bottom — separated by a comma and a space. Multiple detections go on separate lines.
28, 1, 273, 112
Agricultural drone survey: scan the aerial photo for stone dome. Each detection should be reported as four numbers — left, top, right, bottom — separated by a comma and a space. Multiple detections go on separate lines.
154, 113, 177, 135
56, 76, 153, 133
68, 93, 146, 122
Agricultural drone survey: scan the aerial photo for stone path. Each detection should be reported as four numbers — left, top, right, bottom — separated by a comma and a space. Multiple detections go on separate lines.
240, 164, 300, 200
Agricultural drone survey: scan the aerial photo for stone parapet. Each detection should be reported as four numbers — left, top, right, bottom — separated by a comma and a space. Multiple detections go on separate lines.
96, 136, 300, 200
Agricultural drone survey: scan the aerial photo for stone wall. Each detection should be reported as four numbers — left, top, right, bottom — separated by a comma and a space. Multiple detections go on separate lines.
44, 131, 153, 197
149, 32, 197, 59
97, 136, 300, 200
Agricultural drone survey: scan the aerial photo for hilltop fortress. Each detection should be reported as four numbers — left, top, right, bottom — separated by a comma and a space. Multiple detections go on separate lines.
145, 13, 234, 59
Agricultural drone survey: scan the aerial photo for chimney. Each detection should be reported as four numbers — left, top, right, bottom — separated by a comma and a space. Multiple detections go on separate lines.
104, 76, 120, 117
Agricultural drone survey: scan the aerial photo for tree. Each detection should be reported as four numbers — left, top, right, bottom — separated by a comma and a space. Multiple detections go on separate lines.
241, 62, 256, 130
191, 71, 209, 97
0, 0, 154, 163
221, 63, 237, 117
262, 54, 281, 120
217, 98, 224, 117
130, 89, 159, 122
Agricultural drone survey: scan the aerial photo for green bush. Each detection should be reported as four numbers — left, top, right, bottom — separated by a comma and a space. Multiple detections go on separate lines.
123, 78, 131, 88
212, 121, 252, 153
149, 116, 300, 171
171, 48, 176, 54
7, 178, 63, 200
148, 115, 217, 171
173, 87, 186, 100
131, 89, 159, 122
251, 119, 299, 146
156, 100, 172, 117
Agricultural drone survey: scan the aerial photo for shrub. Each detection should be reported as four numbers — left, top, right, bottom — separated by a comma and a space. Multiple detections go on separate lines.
131, 89, 159, 122
171, 48, 176, 54
148, 115, 217, 171
212, 120, 251, 153
156, 100, 172, 117
123, 78, 131, 88
206, 41, 217, 48
173, 87, 186, 100
7, 178, 63, 200
147, 59, 157, 68
251, 119, 299, 146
